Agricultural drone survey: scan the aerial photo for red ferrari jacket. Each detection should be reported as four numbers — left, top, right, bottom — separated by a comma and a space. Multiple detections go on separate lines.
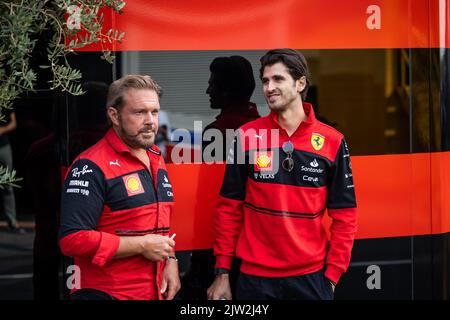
59, 128, 174, 300
214, 103, 357, 284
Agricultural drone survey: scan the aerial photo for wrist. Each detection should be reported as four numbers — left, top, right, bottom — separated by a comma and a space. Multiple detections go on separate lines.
215, 274, 229, 282
214, 270, 230, 280
214, 268, 229, 276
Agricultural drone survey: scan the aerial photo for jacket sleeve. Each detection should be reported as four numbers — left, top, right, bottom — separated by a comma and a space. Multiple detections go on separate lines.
325, 138, 358, 284
59, 158, 120, 267
214, 132, 248, 270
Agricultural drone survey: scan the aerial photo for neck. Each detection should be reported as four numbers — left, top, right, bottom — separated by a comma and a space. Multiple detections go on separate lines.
130, 147, 150, 171
277, 100, 307, 136
129, 147, 147, 158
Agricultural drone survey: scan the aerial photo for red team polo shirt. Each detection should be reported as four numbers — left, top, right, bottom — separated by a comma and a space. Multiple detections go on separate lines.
59, 128, 174, 300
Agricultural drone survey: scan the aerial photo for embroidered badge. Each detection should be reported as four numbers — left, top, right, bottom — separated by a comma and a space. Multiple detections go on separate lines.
311, 133, 325, 151
254, 152, 273, 172
123, 173, 145, 196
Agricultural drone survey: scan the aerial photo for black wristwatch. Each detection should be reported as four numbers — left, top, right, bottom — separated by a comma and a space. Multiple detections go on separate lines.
214, 268, 230, 276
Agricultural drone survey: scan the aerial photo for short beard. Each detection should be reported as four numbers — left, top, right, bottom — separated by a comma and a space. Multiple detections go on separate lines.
117, 116, 155, 149
267, 100, 287, 112
120, 127, 155, 149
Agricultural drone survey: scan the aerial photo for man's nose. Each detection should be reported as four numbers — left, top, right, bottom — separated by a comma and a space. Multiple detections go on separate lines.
266, 81, 276, 92
144, 112, 155, 125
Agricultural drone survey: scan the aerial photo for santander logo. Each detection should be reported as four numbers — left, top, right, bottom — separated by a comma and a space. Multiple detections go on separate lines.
310, 159, 319, 167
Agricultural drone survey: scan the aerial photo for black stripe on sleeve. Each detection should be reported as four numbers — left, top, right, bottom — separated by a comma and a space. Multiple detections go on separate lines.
59, 159, 105, 238
219, 133, 248, 200
326, 138, 357, 209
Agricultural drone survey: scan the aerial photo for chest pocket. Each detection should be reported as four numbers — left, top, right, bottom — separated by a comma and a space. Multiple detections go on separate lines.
105, 170, 157, 211
156, 169, 174, 202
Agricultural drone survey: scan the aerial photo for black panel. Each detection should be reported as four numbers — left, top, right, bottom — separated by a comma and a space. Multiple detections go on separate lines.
441, 48, 450, 151
413, 234, 450, 299
336, 236, 413, 299
247, 148, 331, 187
105, 170, 157, 211
336, 263, 412, 299
410, 48, 445, 153
156, 169, 174, 202
351, 236, 412, 261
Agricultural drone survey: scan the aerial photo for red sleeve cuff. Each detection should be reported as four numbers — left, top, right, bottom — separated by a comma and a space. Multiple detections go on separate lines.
91, 232, 120, 267
324, 264, 344, 285
215, 255, 233, 270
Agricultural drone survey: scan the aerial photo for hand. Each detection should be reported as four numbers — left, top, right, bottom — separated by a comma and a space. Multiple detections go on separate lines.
160, 258, 181, 300
207, 274, 232, 300
139, 234, 175, 261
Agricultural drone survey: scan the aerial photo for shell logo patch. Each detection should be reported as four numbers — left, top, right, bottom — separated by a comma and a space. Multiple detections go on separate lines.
123, 173, 145, 196
254, 152, 273, 171
311, 133, 325, 151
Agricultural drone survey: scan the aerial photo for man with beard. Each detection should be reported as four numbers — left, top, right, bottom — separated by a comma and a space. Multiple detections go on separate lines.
207, 49, 357, 300
59, 75, 180, 300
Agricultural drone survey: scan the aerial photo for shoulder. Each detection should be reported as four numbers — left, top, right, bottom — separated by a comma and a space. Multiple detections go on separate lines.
305, 120, 347, 162
313, 120, 345, 144
69, 138, 110, 176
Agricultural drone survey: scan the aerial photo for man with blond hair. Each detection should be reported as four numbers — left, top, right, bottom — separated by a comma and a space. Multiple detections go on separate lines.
60, 75, 180, 300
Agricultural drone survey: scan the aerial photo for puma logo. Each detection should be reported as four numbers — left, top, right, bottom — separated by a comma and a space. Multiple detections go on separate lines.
109, 160, 120, 167
254, 133, 264, 140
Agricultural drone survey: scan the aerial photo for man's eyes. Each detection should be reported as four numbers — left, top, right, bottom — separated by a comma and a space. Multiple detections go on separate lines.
134, 110, 159, 115
262, 77, 285, 84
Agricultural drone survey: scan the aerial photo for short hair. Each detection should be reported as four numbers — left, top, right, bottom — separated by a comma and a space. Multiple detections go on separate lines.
210, 56, 256, 101
259, 49, 310, 100
106, 74, 162, 111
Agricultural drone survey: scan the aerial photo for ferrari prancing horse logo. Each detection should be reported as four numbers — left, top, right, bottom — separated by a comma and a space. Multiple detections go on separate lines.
311, 133, 325, 151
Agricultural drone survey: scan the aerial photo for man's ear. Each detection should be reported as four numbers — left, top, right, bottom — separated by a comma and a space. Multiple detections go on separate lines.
107, 106, 120, 126
296, 76, 306, 93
